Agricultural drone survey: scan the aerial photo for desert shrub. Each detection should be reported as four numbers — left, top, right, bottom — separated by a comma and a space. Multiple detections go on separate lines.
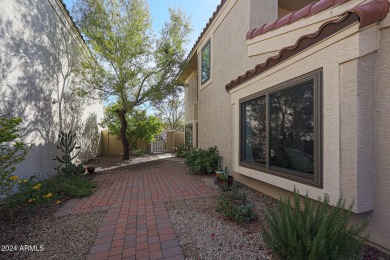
0, 114, 29, 197
216, 187, 256, 224
184, 146, 219, 174
174, 144, 193, 158
262, 190, 368, 260
132, 148, 146, 157
1, 175, 96, 220
44, 175, 96, 198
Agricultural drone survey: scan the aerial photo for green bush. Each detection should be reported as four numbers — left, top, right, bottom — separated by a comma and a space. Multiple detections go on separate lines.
1, 174, 96, 220
184, 146, 219, 174
262, 189, 368, 260
132, 148, 146, 157
0, 114, 29, 197
174, 144, 193, 158
44, 175, 96, 198
216, 187, 256, 224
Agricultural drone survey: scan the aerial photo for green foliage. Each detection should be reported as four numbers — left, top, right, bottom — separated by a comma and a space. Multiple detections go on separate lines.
44, 175, 96, 198
153, 91, 185, 131
73, 0, 191, 160
184, 146, 219, 174
174, 144, 193, 158
216, 187, 256, 224
101, 105, 163, 151
0, 114, 29, 197
1, 175, 96, 220
132, 148, 146, 157
262, 189, 369, 260
54, 131, 84, 177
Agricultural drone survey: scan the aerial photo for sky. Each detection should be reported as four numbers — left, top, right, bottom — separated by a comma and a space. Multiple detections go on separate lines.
62, 0, 221, 52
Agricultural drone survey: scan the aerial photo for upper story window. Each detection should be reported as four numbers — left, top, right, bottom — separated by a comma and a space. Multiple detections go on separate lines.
240, 69, 322, 186
201, 40, 211, 84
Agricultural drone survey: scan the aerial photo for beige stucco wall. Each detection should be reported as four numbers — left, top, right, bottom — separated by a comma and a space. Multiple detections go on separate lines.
0, 0, 104, 180
370, 19, 390, 251
228, 18, 390, 252
184, 72, 198, 123
183, 0, 390, 251
184, 0, 278, 169
166, 131, 185, 153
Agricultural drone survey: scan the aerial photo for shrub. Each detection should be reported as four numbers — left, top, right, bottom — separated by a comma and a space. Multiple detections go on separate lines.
44, 175, 96, 198
132, 148, 146, 157
1, 174, 96, 220
216, 187, 256, 224
0, 114, 29, 197
262, 189, 368, 260
174, 144, 193, 158
184, 146, 219, 174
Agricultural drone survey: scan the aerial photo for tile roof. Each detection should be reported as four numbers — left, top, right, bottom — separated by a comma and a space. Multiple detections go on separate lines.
58, 0, 86, 44
187, 0, 227, 59
226, 0, 390, 92
247, 0, 351, 40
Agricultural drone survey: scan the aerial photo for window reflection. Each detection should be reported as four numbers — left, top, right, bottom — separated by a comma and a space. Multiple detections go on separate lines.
242, 96, 266, 165
201, 41, 210, 83
269, 82, 314, 174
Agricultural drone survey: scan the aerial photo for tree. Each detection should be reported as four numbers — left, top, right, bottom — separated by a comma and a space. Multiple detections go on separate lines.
72, 0, 191, 160
0, 114, 29, 196
101, 104, 163, 153
154, 91, 184, 131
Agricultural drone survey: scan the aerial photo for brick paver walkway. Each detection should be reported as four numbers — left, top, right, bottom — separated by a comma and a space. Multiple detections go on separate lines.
54, 159, 218, 260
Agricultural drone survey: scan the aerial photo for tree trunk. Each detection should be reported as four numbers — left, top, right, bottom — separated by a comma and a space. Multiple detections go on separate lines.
116, 109, 130, 160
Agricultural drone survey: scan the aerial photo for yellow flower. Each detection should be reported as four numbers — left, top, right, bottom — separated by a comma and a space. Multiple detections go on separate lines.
23, 179, 28, 183
55, 200, 61, 205
43, 193, 53, 198
33, 183, 42, 190
18, 181, 22, 184
9, 175, 19, 181
28, 198, 36, 203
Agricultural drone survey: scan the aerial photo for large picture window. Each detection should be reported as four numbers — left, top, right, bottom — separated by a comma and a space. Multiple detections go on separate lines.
240, 70, 322, 186
201, 40, 210, 84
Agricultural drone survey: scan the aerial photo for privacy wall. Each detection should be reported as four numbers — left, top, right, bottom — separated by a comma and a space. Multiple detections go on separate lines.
0, 0, 104, 180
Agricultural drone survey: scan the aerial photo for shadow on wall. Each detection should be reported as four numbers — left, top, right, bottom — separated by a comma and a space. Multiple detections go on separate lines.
0, 0, 100, 180
78, 113, 101, 162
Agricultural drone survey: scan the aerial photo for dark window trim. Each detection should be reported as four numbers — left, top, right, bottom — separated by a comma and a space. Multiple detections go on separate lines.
201, 39, 211, 85
239, 69, 323, 188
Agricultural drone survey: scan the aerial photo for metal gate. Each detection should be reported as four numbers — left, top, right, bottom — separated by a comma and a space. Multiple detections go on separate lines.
150, 139, 166, 153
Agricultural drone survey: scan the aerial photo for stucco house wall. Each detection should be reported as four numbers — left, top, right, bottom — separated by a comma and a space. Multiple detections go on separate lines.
182, 0, 390, 252
184, 0, 278, 168
0, 0, 104, 180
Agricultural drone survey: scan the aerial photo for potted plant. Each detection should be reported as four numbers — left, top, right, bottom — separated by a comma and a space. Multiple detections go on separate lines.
216, 166, 234, 187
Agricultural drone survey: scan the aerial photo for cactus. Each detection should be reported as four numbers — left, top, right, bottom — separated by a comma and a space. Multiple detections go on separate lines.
224, 166, 229, 176
54, 131, 83, 177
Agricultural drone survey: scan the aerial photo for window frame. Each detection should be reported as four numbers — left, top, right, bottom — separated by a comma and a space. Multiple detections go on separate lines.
239, 69, 323, 187
201, 40, 211, 84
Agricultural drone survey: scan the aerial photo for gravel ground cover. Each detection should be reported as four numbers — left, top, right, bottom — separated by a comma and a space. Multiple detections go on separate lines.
1, 155, 389, 260
0, 202, 105, 260
167, 175, 390, 260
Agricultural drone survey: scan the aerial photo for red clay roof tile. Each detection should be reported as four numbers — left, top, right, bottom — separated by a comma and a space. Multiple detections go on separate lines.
247, 0, 351, 40
227, 0, 390, 92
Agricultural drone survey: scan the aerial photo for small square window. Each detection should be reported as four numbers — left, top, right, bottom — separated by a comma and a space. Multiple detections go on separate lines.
201, 40, 211, 84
